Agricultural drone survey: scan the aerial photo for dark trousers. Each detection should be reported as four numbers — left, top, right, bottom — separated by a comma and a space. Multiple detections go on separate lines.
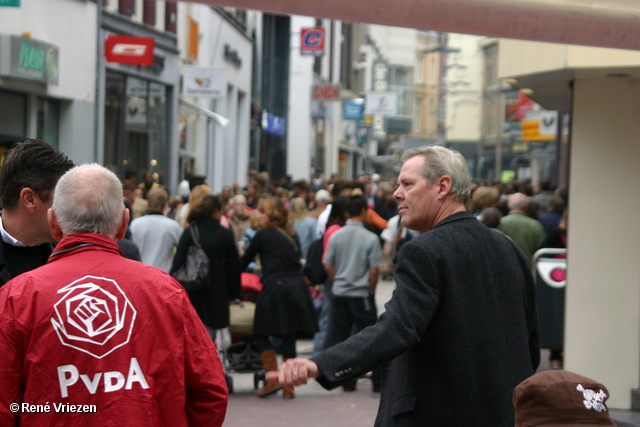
324, 294, 381, 391
255, 333, 297, 359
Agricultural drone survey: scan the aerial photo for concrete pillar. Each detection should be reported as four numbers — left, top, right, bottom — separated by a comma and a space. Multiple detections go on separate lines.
565, 77, 640, 408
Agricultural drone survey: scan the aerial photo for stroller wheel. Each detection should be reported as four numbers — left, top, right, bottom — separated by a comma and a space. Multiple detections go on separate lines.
226, 374, 234, 394
254, 371, 265, 389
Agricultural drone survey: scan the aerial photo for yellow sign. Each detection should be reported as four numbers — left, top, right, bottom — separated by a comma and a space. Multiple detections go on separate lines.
521, 118, 555, 142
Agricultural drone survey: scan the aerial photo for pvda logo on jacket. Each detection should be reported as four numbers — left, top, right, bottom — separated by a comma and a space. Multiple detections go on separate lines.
50, 275, 137, 359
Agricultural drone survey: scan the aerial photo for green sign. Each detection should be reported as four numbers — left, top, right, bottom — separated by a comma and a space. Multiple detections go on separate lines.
0, 0, 21, 7
0, 35, 59, 85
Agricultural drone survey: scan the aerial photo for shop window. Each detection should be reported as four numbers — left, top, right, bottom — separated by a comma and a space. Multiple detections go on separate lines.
0, 90, 26, 146
37, 97, 60, 147
104, 72, 168, 185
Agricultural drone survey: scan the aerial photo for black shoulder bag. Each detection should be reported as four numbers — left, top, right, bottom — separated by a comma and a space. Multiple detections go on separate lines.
172, 226, 210, 292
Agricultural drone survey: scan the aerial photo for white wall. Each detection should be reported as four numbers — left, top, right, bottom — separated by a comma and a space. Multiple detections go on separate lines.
287, 16, 315, 181
445, 34, 483, 142
368, 25, 416, 66
0, 0, 97, 103
179, 5, 253, 192
566, 77, 640, 409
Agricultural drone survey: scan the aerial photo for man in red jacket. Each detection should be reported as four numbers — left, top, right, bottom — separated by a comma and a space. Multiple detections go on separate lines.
0, 164, 227, 426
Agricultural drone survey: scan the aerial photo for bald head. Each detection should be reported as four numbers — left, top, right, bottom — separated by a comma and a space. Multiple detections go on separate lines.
507, 192, 529, 211
51, 164, 126, 238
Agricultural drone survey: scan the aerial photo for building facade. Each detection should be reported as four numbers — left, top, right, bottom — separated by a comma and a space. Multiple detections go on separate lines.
0, 0, 97, 163
101, 0, 180, 191
176, 4, 254, 194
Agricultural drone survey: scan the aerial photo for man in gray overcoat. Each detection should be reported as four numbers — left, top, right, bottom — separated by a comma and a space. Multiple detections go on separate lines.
269, 146, 540, 426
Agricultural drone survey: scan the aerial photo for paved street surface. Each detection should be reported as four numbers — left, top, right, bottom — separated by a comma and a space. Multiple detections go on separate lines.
223, 278, 396, 426
222, 278, 640, 426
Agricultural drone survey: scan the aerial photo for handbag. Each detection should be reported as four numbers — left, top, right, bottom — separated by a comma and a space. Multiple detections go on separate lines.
172, 226, 210, 292
229, 300, 256, 334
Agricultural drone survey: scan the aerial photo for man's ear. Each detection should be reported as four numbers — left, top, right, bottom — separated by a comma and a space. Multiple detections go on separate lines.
20, 188, 37, 213
115, 209, 130, 241
437, 175, 453, 200
47, 209, 64, 241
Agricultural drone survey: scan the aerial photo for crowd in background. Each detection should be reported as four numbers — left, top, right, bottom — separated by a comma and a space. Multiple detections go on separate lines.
121, 168, 569, 375
121, 166, 570, 298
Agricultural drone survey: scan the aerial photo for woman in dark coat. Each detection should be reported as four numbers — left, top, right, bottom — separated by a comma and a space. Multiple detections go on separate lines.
171, 195, 241, 334
240, 196, 318, 399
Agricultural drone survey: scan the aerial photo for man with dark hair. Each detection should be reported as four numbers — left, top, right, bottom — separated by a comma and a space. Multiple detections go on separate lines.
322, 195, 383, 392
123, 180, 148, 220
292, 179, 310, 203
188, 174, 207, 192
539, 194, 566, 236
316, 180, 353, 238
138, 171, 159, 198
0, 138, 74, 287
533, 178, 555, 217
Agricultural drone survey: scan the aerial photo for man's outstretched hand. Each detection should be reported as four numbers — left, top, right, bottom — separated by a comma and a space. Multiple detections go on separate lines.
265, 358, 321, 389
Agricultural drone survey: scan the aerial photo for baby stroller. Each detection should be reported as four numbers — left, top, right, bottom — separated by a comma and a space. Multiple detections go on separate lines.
222, 272, 265, 393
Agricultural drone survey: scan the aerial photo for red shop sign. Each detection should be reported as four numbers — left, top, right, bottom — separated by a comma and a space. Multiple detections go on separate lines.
105, 35, 155, 66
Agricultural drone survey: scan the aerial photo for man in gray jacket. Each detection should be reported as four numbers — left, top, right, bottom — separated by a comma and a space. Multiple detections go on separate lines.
269, 146, 540, 426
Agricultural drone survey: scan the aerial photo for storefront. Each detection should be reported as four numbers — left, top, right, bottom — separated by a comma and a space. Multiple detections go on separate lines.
101, 10, 179, 188
0, 34, 62, 158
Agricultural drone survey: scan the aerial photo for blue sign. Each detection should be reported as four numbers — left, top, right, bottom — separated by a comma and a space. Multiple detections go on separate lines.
343, 100, 364, 120
263, 113, 286, 136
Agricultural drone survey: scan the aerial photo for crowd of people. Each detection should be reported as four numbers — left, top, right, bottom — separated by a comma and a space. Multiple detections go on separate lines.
1, 138, 621, 427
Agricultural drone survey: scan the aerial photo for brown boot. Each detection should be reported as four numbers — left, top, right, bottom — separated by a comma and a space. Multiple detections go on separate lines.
257, 349, 283, 398
282, 358, 295, 399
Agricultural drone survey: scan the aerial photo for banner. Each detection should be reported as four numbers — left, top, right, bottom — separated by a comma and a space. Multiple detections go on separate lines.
365, 92, 397, 116
182, 66, 225, 97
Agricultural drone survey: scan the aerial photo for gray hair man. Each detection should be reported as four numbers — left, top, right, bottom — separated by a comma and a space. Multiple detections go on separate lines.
268, 146, 540, 426
0, 164, 227, 426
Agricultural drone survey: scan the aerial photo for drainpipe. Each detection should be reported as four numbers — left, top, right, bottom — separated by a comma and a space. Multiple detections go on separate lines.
94, 0, 103, 164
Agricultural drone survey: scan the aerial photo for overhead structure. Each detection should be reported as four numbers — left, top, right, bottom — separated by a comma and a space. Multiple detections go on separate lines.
172, 0, 640, 51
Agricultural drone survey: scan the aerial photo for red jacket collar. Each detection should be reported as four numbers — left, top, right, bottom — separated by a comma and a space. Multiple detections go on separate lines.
48, 233, 123, 262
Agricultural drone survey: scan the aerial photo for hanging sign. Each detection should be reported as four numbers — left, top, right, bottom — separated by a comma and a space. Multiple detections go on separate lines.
300, 27, 325, 56
182, 66, 225, 97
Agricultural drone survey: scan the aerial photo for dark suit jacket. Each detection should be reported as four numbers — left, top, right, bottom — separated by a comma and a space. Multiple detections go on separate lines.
0, 241, 55, 288
315, 212, 540, 426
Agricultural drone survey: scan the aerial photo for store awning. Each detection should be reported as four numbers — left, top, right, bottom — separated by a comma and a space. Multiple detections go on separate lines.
174, 0, 640, 51
179, 98, 230, 127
